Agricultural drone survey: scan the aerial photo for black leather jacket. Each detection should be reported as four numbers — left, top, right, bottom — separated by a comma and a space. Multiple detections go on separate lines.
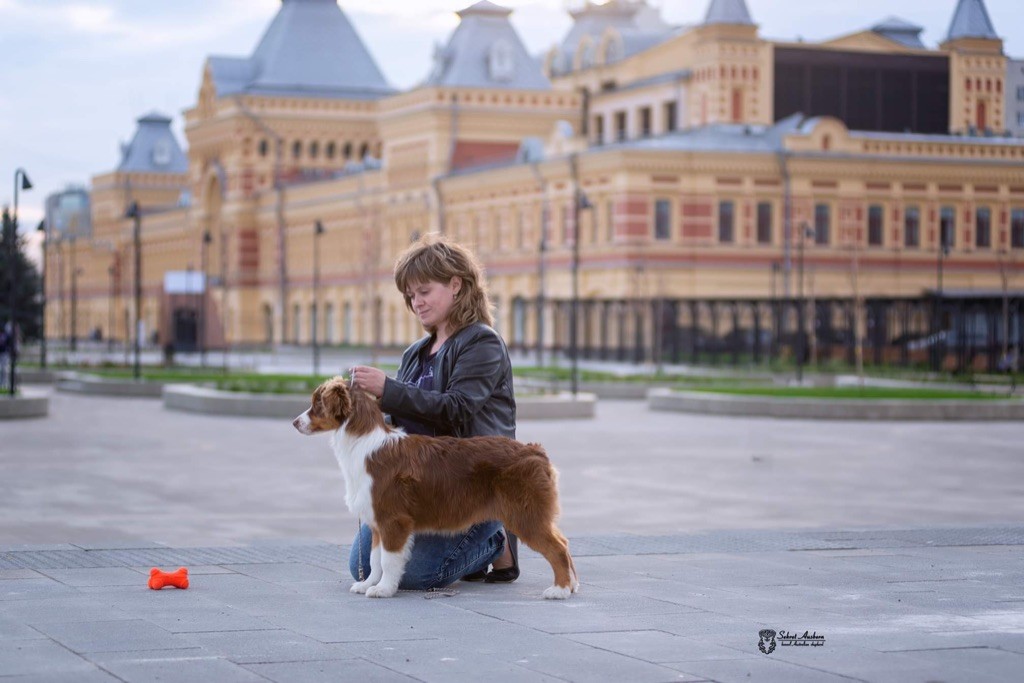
380, 323, 516, 439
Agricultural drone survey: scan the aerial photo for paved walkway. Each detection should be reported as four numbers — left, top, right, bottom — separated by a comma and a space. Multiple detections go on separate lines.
2, 388, 1023, 681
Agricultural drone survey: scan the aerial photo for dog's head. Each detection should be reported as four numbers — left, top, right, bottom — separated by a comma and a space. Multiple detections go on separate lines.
292, 376, 385, 436
292, 377, 352, 435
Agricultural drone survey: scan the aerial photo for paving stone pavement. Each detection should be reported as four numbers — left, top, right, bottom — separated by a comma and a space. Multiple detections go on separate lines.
2, 389, 1024, 680
1, 530, 1023, 682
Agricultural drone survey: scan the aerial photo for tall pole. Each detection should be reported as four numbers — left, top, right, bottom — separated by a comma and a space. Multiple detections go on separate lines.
529, 162, 548, 368
796, 222, 808, 384
313, 220, 324, 376
934, 232, 948, 371
127, 202, 142, 380
70, 241, 79, 353
107, 265, 115, 353
10, 168, 33, 397
569, 154, 582, 397
37, 221, 47, 370
200, 231, 212, 367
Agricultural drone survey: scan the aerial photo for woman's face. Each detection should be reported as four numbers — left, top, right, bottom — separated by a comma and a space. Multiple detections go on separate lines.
406, 277, 461, 331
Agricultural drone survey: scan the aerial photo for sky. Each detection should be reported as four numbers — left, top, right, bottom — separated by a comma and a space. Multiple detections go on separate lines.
1, 0, 1023, 243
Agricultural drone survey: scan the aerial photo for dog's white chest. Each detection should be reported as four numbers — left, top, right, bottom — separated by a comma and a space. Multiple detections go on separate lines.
330, 426, 404, 523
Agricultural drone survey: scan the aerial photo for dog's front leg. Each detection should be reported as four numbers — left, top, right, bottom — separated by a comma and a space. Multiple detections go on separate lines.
365, 530, 413, 598
350, 529, 383, 594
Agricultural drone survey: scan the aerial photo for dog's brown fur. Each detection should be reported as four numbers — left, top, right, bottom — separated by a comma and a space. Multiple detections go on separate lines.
294, 377, 578, 595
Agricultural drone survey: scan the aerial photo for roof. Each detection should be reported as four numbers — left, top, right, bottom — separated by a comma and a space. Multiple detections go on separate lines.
945, 0, 998, 42
424, 1, 550, 89
552, 1, 673, 75
208, 0, 394, 100
116, 112, 189, 174
702, 0, 755, 27
871, 16, 925, 49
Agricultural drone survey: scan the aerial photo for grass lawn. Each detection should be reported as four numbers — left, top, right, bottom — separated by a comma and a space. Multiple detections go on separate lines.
682, 386, 1011, 401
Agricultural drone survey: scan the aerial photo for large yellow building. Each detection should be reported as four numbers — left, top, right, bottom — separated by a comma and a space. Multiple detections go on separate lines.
47, 0, 1024, 367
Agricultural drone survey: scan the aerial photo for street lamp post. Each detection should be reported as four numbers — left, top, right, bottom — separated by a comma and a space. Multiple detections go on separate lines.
796, 222, 815, 384
312, 220, 324, 376
568, 154, 592, 397
8, 168, 32, 397
126, 202, 142, 380
933, 233, 951, 371
200, 230, 212, 367
36, 220, 47, 370
107, 264, 116, 353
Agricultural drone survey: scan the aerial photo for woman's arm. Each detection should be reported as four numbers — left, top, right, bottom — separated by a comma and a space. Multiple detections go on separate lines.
379, 330, 506, 431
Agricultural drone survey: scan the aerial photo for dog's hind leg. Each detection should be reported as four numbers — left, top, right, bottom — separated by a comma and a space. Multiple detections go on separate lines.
350, 528, 383, 594
365, 522, 414, 599
515, 524, 576, 600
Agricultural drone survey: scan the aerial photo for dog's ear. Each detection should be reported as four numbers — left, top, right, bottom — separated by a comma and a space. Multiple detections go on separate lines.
320, 378, 351, 421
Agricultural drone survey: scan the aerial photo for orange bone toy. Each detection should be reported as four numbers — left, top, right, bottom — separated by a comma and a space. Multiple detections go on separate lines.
149, 567, 189, 590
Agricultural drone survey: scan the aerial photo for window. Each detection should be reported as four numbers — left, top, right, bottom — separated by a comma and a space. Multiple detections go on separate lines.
654, 199, 672, 240
343, 142, 353, 160
325, 141, 336, 159
309, 141, 319, 159
718, 200, 734, 243
868, 204, 884, 246
1017, 85, 1024, 102
488, 40, 515, 82
814, 204, 830, 245
664, 101, 678, 132
593, 115, 604, 145
756, 202, 772, 244
940, 206, 956, 249
904, 206, 920, 248
976, 207, 992, 248
292, 141, 302, 160
615, 111, 627, 141
1012, 208, 1024, 249
640, 107, 652, 137
258, 139, 269, 158
1018, 112, 1024, 127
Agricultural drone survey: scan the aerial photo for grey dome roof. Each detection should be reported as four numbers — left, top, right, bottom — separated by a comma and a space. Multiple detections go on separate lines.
208, 0, 394, 100
703, 0, 754, 26
425, 1, 550, 89
117, 112, 188, 174
945, 0, 998, 42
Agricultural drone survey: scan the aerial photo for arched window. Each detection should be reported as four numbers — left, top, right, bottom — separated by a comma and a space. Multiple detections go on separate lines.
326, 141, 336, 159
292, 141, 302, 160
343, 142, 353, 160
489, 40, 515, 81
258, 139, 269, 157
359, 142, 369, 160
309, 141, 319, 159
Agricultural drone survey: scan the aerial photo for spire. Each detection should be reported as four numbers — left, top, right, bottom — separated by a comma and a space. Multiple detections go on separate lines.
703, 0, 754, 26
945, 0, 998, 42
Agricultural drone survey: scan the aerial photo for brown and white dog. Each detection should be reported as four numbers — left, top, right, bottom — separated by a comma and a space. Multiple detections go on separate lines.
292, 377, 578, 599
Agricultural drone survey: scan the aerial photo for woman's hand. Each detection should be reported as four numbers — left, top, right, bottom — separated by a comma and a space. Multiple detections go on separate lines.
348, 365, 386, 399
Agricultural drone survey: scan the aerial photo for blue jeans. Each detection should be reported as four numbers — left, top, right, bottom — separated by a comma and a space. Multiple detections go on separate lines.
349, 521, 505, 591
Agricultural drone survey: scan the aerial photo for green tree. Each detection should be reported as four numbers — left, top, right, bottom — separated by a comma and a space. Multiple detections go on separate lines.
1, 207, 42, 341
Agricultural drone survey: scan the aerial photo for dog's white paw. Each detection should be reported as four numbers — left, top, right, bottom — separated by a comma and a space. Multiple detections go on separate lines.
571, 580, 580, 594
365, 584, 398, 598
542, 585, 572, 600
350, 580, 372, 594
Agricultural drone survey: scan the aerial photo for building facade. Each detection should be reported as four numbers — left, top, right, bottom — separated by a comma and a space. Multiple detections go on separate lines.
46, 0, 1024, 363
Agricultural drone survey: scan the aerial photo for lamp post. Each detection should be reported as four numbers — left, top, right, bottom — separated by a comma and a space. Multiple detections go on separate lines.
107, 264, 116, 353
36, 220, 47, 370
70, 263, 82, 355
312, 220, 324, 376
200, 231, 212, 367
933, 232, 951, 371
568, 154, 592, 397
8, 168, 32, 397
126, 202, 142, 380
796, 222, 815, 384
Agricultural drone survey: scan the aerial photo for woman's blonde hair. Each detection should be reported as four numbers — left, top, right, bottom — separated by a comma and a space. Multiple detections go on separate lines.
393, 233, 493, 332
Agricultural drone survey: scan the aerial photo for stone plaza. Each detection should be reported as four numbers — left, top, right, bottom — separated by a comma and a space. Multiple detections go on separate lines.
2, 378, 1024, 681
